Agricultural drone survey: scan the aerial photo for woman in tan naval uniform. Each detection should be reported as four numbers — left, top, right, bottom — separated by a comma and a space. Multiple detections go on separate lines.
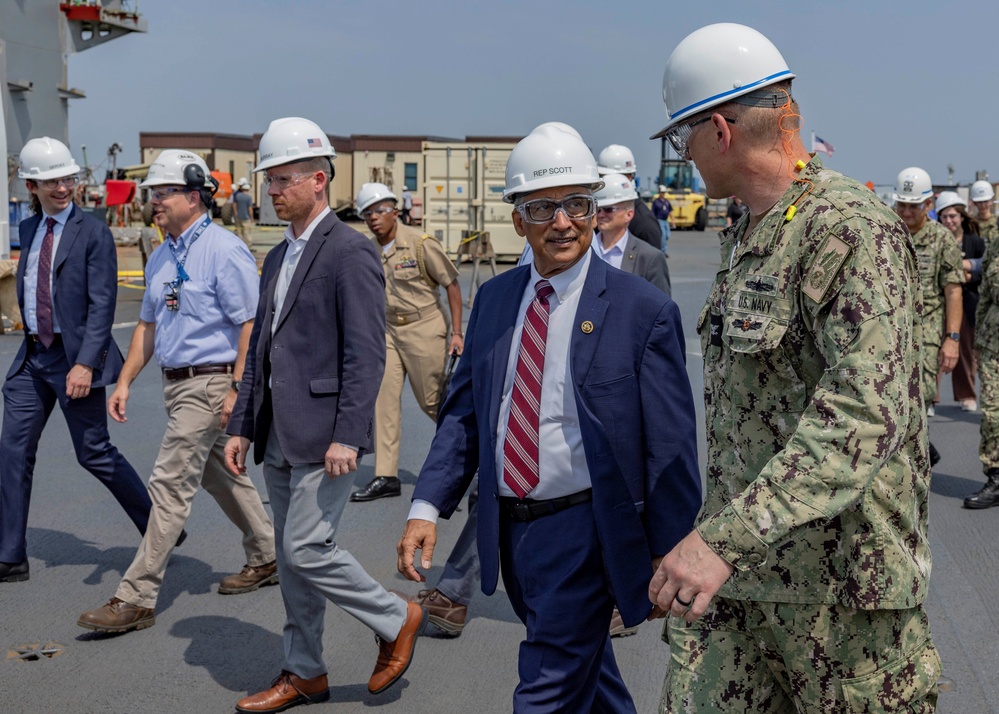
350, 182, 464, 502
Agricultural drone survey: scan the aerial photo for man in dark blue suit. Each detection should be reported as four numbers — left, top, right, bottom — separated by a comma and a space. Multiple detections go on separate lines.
398, 124, 701, 712
0, 138, 151, 583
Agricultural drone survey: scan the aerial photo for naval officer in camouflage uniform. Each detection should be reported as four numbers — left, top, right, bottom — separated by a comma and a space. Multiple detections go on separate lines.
971, 180, 998, 243
892, 167, 965, 425
648, 23, 941, 712
967, 236, 999, 507
350, 183, 463, 502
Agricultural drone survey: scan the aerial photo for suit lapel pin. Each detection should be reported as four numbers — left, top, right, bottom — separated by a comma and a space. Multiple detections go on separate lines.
580, 320, 594, 334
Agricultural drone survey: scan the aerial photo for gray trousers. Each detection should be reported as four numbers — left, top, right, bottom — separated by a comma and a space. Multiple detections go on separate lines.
263, 427, 408, 679
435, 478, 480, 606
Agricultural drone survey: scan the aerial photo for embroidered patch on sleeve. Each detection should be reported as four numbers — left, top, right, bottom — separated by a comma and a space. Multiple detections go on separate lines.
803, 235, 851, 302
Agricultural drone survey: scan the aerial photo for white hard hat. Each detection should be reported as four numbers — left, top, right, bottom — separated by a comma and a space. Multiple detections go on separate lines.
532, 121, 583, 140
356, 182, 398, 213
18, 137, 81, 181
254, 117, 336, 173
140, 150, 212, 189
237, 177, 250, 188
658, 184, 668, 192
892, 167, 933, 204
503, 123, 603, 203
970, 180, 996, 203
597, 145, 637, 176
652, 23, 796, 140
594, 173, 638, 207
935, 191, 967, 214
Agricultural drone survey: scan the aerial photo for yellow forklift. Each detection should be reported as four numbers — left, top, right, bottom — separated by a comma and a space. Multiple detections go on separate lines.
658, 139, 707, 231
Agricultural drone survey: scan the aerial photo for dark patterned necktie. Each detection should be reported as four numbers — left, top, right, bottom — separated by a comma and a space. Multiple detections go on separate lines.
502, 279, 555, 499
36, 217, 57, 348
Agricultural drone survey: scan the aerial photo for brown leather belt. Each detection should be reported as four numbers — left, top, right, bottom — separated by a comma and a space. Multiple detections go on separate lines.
162, 363, 234, 382
388, 305, 437, 326
499, 489, 593, 522
27, 333, 62, 346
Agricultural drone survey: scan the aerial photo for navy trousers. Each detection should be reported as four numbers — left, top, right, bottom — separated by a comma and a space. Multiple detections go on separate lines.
0, 341, 151, 563
500, 499, 637, 714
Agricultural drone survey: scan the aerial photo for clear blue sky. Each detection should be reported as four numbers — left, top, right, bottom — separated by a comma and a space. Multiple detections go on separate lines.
68, 0, 997, 188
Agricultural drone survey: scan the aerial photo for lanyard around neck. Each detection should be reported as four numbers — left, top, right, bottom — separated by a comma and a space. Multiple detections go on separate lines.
167, 214, 212, 282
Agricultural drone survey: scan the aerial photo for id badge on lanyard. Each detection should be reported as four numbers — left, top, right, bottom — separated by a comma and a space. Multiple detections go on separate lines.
164, 215, 211, 311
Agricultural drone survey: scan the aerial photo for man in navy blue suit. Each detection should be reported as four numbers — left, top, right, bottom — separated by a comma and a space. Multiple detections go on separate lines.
398, 123, 701, 712
0, 138, 151, 583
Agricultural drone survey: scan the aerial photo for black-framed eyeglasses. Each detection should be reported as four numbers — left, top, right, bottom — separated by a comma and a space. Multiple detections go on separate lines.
516, 194, 597, 224
665, 114, 737, 157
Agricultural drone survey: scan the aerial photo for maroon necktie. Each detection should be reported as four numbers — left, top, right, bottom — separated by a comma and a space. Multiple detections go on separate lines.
502, 279, 555, 499
36, 217, 57, 348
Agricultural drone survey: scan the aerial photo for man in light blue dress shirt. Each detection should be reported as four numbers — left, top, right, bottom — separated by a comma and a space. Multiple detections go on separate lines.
78, 151, 275, 634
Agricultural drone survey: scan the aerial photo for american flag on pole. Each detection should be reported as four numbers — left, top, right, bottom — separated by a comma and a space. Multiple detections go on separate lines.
307, 138, 322, 148
811, 132, 834, 156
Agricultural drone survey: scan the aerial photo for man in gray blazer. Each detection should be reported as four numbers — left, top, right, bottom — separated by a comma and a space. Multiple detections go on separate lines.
225, 117, 425, 713
592, 173, 671, 296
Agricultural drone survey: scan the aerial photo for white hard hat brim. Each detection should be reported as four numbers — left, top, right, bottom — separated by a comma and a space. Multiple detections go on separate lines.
651, 69, 795, 139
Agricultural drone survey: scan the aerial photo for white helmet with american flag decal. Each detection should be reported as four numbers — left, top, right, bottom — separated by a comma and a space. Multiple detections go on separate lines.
254, 117, 336, 173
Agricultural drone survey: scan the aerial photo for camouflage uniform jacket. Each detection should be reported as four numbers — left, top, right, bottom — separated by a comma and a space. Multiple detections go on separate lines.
976, 235, 999, 354
695, 157, 931, 609
979, 215, 998, 243
909, 220, 964, 332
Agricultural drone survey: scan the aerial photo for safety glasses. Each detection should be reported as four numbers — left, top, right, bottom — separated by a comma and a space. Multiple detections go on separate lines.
665, 115, 737, 157
516, 194, 597, 224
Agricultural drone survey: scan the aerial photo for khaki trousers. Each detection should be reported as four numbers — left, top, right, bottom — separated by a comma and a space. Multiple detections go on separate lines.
116, 373, 275, 609
374, 309, 447, 477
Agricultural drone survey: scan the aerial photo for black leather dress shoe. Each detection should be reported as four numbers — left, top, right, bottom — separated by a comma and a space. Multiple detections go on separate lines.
350, 477, 401, 502
964, 470, 999, 509
0, 560, 29, 583
929, 442, 941, 467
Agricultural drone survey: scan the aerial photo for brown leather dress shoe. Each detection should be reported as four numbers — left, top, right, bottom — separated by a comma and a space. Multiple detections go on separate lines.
368, 601, 427, 694
236, 671, 329, 713
77, 597, 155, 633
413, 588, 467, 636
219, 560, 279, 594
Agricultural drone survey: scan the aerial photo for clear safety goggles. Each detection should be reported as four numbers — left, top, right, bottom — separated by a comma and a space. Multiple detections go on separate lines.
516, 194, 597, 224
665, 115, 736, 157
361, 205, 396, 220
262, 172, 314, 191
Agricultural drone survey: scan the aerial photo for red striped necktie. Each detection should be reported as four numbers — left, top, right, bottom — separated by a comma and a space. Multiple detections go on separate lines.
503, 279, 555, 500
36, 217, 57, 348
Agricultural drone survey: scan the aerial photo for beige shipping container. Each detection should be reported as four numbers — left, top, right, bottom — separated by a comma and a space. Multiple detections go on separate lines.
422, 140, 523, 259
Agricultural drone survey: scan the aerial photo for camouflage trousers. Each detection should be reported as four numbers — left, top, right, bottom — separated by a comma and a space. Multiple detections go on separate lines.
661, 596, 941, 713
979, 349, 999, 470
921, 334, 942, 404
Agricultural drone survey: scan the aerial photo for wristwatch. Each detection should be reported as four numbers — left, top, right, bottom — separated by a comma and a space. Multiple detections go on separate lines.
231, 379, 241, 392
946, 332, 960, 342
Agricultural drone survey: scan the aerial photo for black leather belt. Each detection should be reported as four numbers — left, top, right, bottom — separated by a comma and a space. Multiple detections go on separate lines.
500, 489, 592, 522
162, 364, 234, 381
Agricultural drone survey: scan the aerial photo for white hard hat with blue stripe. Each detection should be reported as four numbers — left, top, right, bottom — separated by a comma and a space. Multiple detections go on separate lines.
651, 23, 796, 141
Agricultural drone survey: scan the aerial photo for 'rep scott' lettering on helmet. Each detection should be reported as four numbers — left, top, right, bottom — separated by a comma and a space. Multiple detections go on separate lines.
503, 123, 603, 204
